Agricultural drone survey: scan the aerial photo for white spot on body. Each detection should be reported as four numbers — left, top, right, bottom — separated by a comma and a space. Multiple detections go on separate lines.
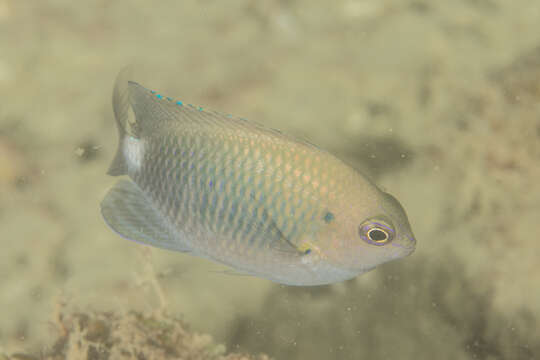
255, 160, 265, 173
123, 136, 145, 172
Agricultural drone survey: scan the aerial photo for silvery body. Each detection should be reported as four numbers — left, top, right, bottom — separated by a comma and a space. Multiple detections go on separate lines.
101, 71, 416, 286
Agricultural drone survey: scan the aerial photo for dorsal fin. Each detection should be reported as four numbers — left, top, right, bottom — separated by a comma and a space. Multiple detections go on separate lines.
126, 81, 323, 151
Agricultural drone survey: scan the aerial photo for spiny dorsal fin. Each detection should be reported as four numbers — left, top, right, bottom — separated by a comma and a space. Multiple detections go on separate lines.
126, 80, 323, 151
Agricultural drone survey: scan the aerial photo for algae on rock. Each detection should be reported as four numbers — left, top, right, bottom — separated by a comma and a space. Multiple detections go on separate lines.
3, 308, 270, 360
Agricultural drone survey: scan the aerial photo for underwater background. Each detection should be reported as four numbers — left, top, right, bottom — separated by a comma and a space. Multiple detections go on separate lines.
0, 0, 539, 359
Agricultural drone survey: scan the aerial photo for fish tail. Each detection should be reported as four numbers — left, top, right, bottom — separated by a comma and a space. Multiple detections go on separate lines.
108, 67, 135, 176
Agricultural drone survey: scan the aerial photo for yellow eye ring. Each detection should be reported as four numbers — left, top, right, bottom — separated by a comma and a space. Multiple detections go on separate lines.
359, 217, 395, 246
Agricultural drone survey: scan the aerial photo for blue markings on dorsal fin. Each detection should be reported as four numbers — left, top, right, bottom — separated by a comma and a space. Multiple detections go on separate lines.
145, 86, 269, 131
148, 87, 187, 107
130, 81, 321, 155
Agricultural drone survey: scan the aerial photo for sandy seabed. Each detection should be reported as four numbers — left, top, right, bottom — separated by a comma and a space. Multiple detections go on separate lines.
0, 1, 539, 359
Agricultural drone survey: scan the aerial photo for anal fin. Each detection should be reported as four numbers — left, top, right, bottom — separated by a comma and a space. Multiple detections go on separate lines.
100, 180, 191, 252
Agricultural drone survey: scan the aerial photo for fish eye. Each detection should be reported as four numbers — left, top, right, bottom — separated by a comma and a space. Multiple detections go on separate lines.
367, 228, 388, 242
358, 217, 395, 246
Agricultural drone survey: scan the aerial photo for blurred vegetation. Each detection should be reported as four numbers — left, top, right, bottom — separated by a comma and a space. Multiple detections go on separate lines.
1, 309, 270, 360
229, 254, 539, 360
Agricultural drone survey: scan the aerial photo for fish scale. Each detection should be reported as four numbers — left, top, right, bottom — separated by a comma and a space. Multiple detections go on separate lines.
100, 69, 416, 285
152, 133, 272, 253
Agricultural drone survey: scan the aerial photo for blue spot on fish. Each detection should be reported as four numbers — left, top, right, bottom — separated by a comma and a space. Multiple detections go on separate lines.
176, 101, 183, 106
156, 94, 163, 99
323, 212, 335, 223
198, 106, 203, 111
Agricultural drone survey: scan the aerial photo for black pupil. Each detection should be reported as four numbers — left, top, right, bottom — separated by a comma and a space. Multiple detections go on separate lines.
369, 229, 387, 242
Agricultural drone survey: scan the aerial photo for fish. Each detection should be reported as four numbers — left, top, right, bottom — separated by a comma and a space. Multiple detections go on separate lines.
100, 69, 416, 286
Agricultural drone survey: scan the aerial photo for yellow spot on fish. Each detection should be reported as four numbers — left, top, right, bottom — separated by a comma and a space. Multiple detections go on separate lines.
298, 242, 312, 253
299, 242, 324, 264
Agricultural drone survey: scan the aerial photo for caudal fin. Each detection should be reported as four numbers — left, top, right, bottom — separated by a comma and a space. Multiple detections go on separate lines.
107, 67, 135, 176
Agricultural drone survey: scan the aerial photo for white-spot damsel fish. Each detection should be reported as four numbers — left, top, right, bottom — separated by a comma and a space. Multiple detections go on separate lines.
101, 70, 416, 286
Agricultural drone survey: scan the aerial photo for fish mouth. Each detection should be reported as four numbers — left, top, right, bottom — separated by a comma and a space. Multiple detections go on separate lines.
390, 234, 416, 255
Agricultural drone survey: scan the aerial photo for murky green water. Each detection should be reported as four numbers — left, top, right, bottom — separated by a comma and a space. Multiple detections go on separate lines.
1, 1, 539, 359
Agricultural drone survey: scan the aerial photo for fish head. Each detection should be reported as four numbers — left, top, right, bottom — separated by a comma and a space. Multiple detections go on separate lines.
319, 185, 416, 275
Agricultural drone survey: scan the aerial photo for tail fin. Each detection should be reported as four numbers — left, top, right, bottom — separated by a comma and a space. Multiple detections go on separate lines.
107, 67, 135, 176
